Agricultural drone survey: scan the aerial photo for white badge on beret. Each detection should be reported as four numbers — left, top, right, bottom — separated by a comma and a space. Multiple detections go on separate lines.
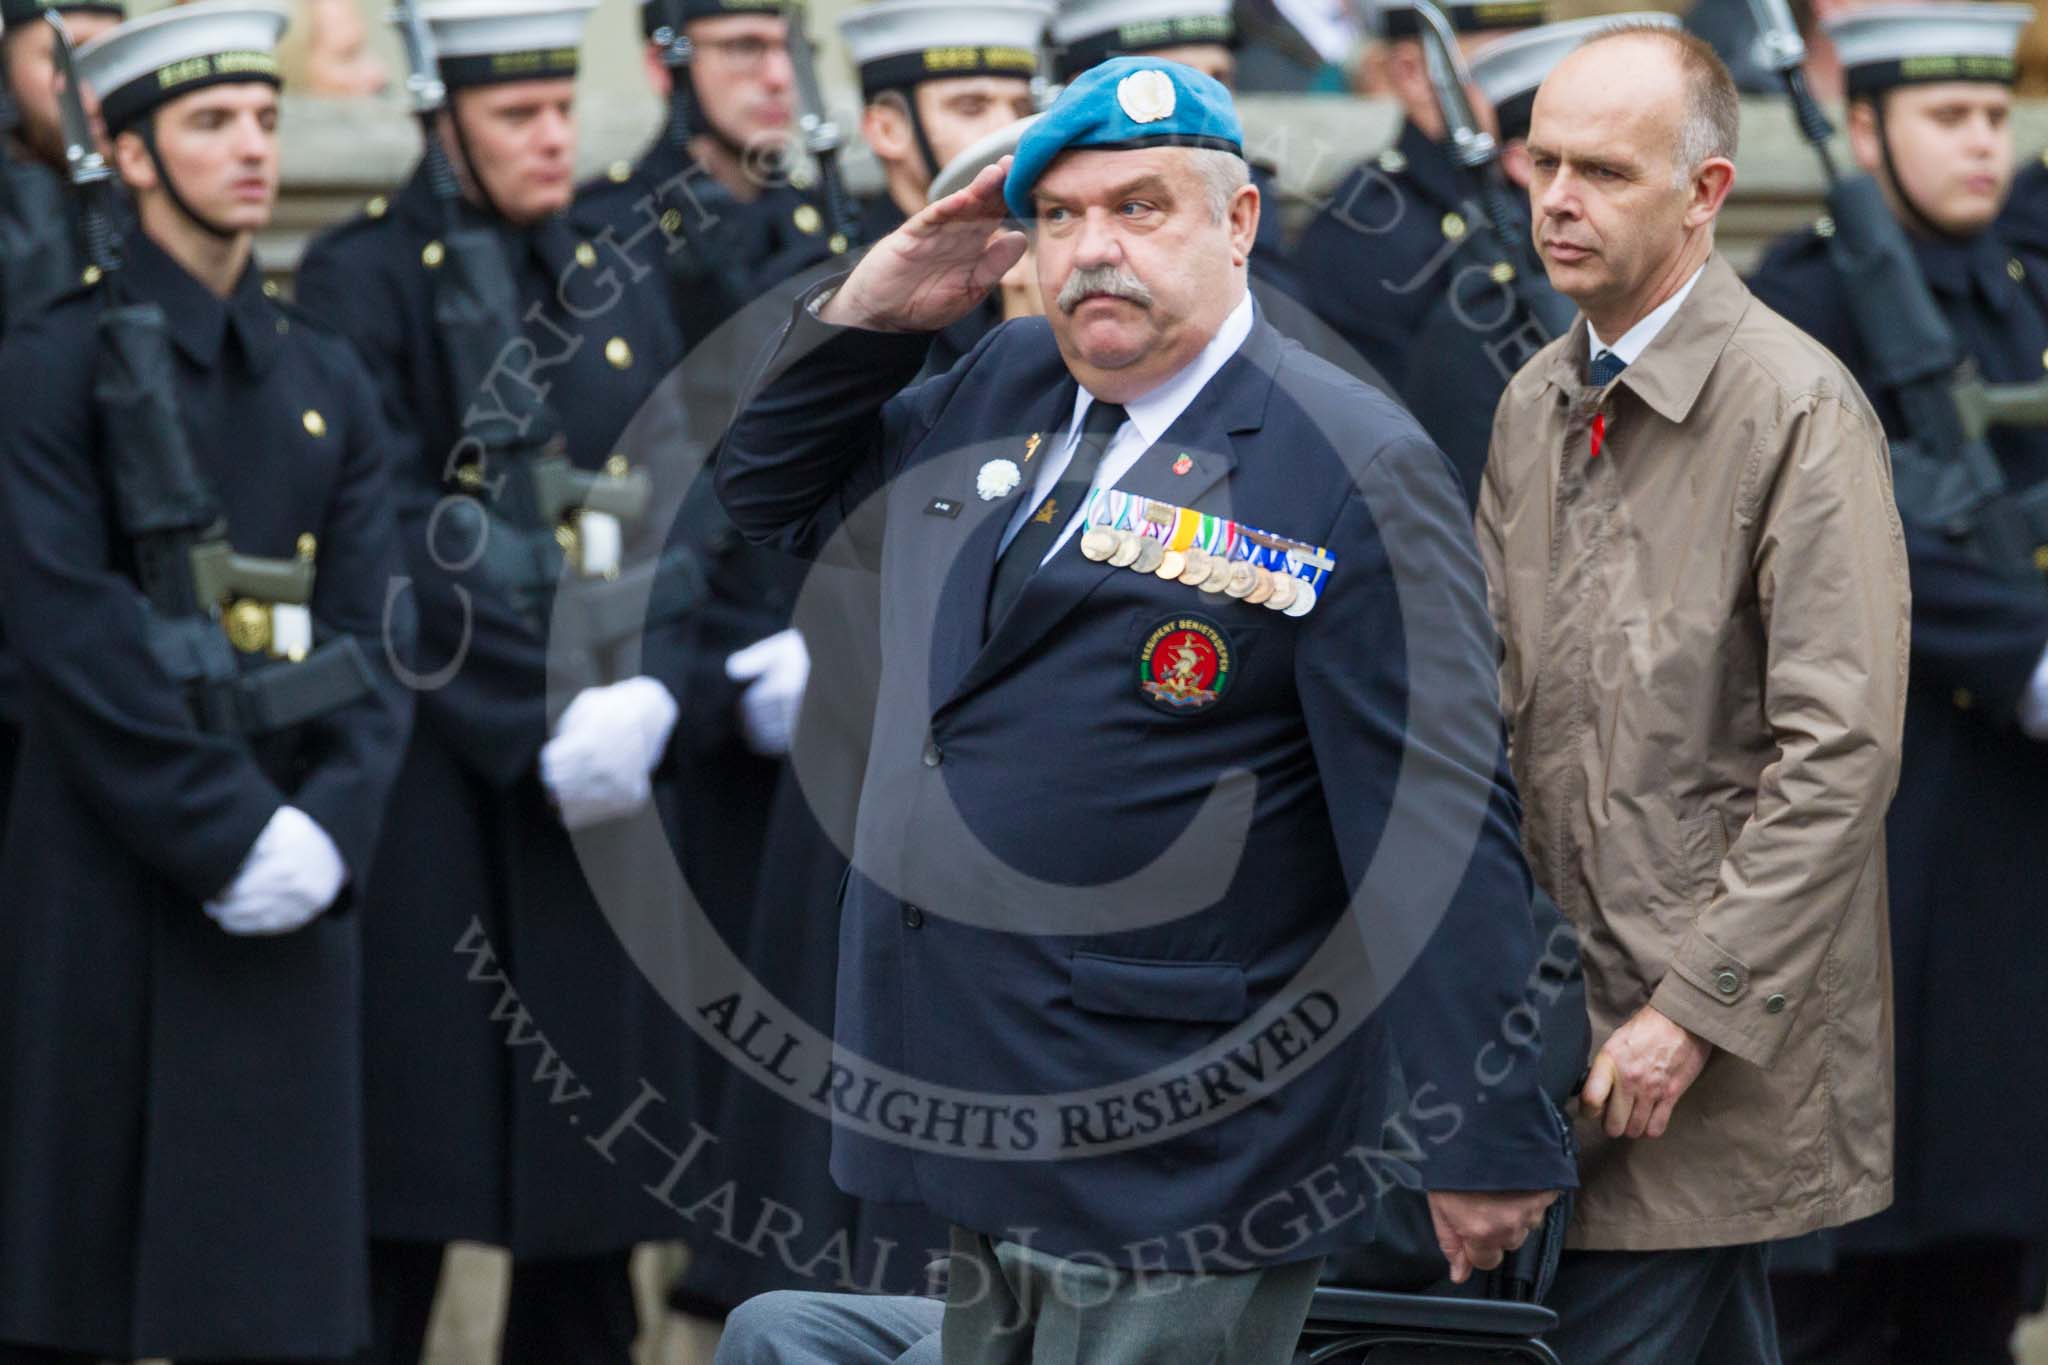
1468, 10, 1676, 110
1052, 0, 1229, 47
838, 0, 1054, 73
1825, 3, 2032, 82
76, 0, 288, 115
1116, 66, 1175, 122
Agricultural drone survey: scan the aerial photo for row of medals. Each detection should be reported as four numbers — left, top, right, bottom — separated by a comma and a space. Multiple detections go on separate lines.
1078, 526, 1318, 617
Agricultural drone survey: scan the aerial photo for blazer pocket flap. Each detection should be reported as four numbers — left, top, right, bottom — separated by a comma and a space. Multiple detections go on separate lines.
1070, 952, 1248, 1023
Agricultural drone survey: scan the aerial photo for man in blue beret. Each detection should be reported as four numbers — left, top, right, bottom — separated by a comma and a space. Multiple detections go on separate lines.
714, 56, 1573, 1364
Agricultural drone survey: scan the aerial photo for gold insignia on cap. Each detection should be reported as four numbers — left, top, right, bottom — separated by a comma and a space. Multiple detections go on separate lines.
575, 242, 598, 268
262, 279, 281, 298
1441, 212, 1467, 241
422, 240, 446, 268
794, 204, 823, 235
660, 208, 683, 235
1815, 215, 1835, 238
2010, 257, 2027, 282
1490, 261, 1515, 284
1376, 147, 1407, 174
81, 264, 102, 286
366, 195, 389, 219
302, 409, 327, 437
225, 600, 272, 655
604, 453, 630, 477
607, 159, 632, 183
605, 337, 633, 369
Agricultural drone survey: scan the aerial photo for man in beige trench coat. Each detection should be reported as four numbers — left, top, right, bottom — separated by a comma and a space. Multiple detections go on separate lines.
1478, 23, 1912, 1364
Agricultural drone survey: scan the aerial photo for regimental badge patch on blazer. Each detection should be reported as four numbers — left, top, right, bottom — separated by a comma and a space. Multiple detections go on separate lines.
1137, 615, 1233, 714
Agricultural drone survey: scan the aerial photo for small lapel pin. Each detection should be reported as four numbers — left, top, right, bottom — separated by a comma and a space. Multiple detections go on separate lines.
1023, 433, 1042, 463
1172, 453, 1194, 476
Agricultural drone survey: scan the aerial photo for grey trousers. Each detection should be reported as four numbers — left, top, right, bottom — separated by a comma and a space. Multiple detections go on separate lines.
713, 1289, 945, 1365
1544, 1243, 1783, 1365
711, 1226, 1323, 1365
938, 1226, 1322, 1365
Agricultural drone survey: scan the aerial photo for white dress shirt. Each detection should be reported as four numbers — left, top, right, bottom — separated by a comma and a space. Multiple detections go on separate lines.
1586, 263, 1706, 366
1001, 291, 1257, 563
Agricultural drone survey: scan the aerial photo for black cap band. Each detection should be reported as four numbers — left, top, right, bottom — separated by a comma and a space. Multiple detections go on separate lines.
1054, 14, 1234, 82
440, 44, 580, 87
1845, 52, 2017, 95
1380, 0, 1544, 39
857, 43, 1037, 99
101, 49, 277, 136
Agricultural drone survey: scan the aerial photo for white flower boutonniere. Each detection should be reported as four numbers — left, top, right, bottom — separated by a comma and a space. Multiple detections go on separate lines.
977, 459, 1023, 501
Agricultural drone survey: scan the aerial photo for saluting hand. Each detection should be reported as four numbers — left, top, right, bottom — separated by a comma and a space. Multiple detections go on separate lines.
1581, 1003, 1711, 1140
820, 158, 1028, 334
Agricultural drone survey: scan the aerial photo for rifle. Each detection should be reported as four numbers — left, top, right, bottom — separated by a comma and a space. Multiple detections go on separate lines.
1745, 0, 2048, 592
46, 15, 372, 736
783, 0, 857, 254
1409, 0, 1576, 341
390, 0, 707, 686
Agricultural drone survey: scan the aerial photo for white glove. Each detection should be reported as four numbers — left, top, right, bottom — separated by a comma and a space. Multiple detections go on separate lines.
205, 805, 348, 936
2021, 645, 2048, 740
540, 676, 680, 829
724, 628, 811, 757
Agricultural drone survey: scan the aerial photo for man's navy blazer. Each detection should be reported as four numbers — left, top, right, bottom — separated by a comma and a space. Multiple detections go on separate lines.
716, 292, 1576, 1271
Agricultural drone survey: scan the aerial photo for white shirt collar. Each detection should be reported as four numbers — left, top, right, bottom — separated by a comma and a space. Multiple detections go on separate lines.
1586, 262, 1706, 366
1069, 289, 1256, 450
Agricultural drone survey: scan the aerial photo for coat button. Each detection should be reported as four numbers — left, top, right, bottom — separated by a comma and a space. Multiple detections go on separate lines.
1715, 970, 1740, 996
1765, 993, 1787, 1014
902, 904, 924, 929
922, 737, 942, 767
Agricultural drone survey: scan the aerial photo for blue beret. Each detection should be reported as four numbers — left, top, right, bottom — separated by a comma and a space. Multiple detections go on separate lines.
1003, 56, 1244, 220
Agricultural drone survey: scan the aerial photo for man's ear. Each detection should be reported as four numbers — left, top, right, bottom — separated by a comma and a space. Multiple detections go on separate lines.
1228, 179, 1259, 264
1685, 155, 1736, 228
861, 98, 911, 166
1844, 97, 1883, 177
110, 127, 156, 193
1501, 139, 1533, 190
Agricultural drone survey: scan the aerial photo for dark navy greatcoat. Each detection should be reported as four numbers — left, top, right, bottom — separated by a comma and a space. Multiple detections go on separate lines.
0, 147, 90, 822
297, 164, 724, 1259
1293, 122, 1487, 393
1749, 222, 2048, 1254
0, 235, 413, 1357
717, 292, 1577, 1269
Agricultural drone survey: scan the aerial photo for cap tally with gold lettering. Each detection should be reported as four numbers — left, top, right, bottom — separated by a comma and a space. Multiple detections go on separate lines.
838, 0, 1053, 101
1826, 2, 2033, 97
1372, 0, 1545, 40
74, 0, 287, 137
1004, 54, 1240, 219
415, 0, 600, 91
1051, 0, 1233, 83
1470, 11, 1676, 142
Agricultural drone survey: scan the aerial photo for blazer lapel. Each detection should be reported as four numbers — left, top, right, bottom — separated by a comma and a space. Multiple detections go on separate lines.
926, 377, 1080, 705
941, 317, 1282, 709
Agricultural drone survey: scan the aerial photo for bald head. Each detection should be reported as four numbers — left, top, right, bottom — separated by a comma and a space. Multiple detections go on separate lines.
1526, 25, 1738, 339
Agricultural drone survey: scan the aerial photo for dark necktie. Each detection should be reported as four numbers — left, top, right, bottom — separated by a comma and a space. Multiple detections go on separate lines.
986, 400, 1127, 629
1589, 349, 1627, 387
